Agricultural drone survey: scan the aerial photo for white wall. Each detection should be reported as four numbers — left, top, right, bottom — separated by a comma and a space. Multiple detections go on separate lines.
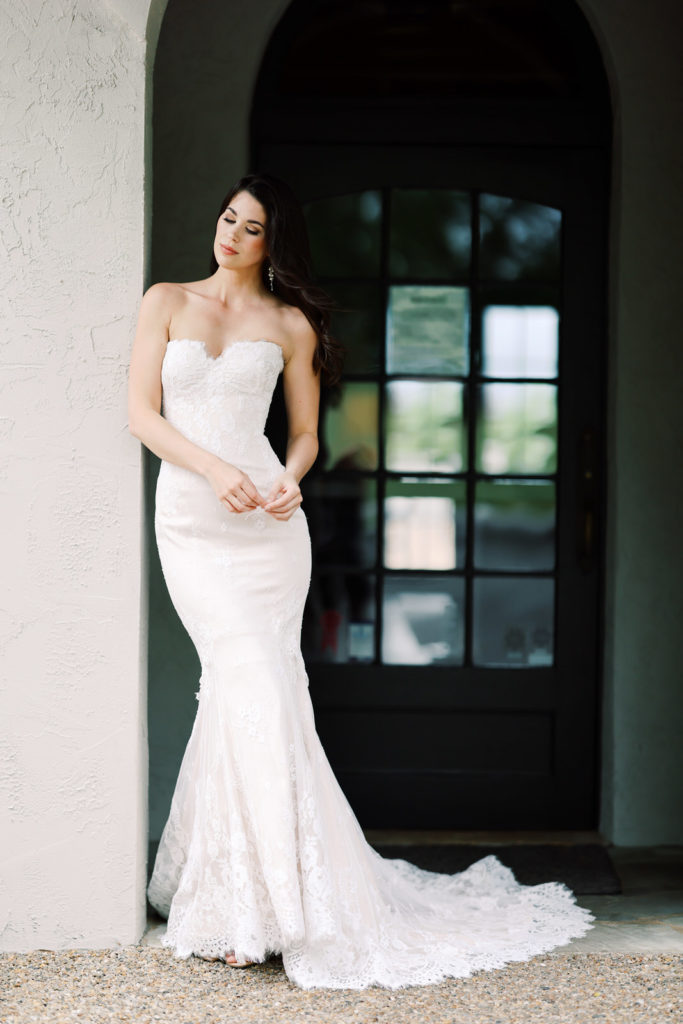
0, 0, 147, 949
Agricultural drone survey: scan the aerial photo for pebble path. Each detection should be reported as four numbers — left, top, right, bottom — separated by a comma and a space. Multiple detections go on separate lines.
0, 948, 681, 1024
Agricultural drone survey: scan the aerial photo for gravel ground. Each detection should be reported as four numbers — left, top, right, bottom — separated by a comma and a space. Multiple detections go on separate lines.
0, 949, 680, 1024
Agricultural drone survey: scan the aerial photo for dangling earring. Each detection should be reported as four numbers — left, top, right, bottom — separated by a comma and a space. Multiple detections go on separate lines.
268, 264, 275, 292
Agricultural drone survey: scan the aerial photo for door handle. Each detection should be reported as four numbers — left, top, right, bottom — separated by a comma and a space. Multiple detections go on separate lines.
577, 427, 596, 573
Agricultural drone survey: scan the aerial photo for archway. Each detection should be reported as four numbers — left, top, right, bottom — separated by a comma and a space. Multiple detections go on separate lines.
146, 0, 612, 849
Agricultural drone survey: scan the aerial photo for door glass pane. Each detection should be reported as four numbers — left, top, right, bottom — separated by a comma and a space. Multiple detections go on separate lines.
384, 478, 466, 570
387, 285, 469, 375
386, 380, 467, 472
328, 282, 382, 374
482, 305, 559, 378
389, 189, 471, 278
303, 574, 376, 664
305, 477, 377, 568
474, 479, 555, 571
323, 382, 378, 470
382, 576, 464, 665
477, 383, 557, 474
479, 195, 561, 281
304, 190, 382, 277
473, 576, 554, 667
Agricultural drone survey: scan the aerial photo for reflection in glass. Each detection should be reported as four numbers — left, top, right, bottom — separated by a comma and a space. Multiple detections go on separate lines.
304, 190, 382, 277
382, 576, 464, 665
482, 306, 559, 379
389, 189, 471, 278
386, 285, 469, 375
480, 195, 561, 281
473, 576, 554, 667
385, 381, 466, 472
323, 382, 378, 470
303, 574, 375, 664
305, 477, 376, 569
384, 478, 466, 570
474, 480, 555, 571
477, 383, 557, 474
328, 282, 382, 374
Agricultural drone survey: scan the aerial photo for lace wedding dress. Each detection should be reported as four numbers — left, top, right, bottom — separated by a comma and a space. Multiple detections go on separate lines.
146, 337, 595, 990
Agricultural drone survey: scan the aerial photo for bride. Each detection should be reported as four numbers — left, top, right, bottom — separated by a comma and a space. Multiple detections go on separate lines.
127, 172, 594, 990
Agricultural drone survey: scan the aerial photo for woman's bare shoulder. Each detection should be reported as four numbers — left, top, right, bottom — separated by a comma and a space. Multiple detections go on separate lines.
279, 302, 318, 351
143, 280, 203, 304
140, 280, 185, 313
140, 281, 210, 326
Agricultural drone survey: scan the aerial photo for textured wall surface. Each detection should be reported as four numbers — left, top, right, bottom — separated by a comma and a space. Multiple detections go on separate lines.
0, 0, 148, 949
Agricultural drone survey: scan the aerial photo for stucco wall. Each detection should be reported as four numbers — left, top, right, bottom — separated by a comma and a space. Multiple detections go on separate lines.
0, 0, 147, 949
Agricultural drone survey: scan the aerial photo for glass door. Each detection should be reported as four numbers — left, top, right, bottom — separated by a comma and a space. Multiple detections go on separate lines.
259, 144, 607, 829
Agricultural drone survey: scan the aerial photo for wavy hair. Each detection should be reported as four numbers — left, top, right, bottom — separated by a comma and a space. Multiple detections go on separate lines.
209, 173, 344, 387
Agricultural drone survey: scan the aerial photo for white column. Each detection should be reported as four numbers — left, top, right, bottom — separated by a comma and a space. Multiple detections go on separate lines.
0, 0, 148, 948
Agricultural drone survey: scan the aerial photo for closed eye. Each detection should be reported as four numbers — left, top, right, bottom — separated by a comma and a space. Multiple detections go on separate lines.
223, 216, 259, 236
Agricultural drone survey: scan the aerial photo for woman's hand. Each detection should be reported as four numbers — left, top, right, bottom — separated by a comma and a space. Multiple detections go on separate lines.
205, 458, 265, 513
263, 470, 302, 521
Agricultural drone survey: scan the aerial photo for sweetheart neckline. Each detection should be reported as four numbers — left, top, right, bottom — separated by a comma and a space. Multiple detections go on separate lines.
166, 338, 284, 363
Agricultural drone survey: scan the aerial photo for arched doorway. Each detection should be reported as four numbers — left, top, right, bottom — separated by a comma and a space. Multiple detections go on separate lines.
251, 0, 612, 828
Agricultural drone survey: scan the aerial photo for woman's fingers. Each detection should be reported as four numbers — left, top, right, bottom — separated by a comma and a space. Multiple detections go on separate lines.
266, 494, 302, 519
266, 502, 299, 516
223, 495, 244, 513
263, 488, 285, 510
220, 473, 301, 517
237, 485, 260, 509
222, 480, 265, 513
240, 480, 263, 506
207, 462, 267, 512
265, 487, 300, 511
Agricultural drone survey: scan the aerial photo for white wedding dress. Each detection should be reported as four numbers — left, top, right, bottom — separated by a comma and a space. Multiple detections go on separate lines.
146, 337, 595, 990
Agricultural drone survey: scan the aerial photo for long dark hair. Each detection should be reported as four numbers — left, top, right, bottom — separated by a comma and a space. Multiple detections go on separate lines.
209, 172, 344, 387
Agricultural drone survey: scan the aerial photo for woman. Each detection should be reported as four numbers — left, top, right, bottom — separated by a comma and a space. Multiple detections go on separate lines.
128, 172, 594, 990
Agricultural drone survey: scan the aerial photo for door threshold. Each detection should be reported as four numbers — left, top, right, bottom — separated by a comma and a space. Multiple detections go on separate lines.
363, 829, 607, 846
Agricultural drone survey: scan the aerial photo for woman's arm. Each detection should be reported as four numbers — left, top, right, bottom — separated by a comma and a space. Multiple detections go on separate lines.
128, 283, 214, 474
262, 316, 321, 519
127, 283, 264, 512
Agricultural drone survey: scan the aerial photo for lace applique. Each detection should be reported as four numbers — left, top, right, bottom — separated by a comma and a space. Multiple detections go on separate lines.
216, 547, 233, 570
148, 338, 595, 989
234, 701, 266, 741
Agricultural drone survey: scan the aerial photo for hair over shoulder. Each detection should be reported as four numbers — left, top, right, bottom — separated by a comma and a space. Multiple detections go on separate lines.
209, 172, 345, 387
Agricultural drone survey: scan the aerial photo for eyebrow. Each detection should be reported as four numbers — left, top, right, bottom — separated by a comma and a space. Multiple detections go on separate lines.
227, 205, 264, 228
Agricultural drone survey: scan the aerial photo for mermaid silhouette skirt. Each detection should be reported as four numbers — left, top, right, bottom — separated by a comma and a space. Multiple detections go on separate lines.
146, 338, 595, 990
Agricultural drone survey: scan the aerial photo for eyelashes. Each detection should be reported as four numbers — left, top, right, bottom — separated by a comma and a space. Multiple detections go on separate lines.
223, 216, 259, 236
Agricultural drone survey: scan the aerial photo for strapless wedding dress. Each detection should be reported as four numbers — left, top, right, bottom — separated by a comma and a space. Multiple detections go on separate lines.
146, 337, 595, 990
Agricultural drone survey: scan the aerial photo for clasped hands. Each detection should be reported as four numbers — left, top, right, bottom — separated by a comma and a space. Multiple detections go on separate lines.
206, 458, 302, 521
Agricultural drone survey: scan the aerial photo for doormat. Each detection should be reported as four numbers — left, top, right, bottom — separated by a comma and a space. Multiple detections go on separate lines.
369, 843, 622, 894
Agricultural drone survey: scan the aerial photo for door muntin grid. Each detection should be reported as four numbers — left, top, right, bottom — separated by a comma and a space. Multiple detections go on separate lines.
302, 188, 561, 670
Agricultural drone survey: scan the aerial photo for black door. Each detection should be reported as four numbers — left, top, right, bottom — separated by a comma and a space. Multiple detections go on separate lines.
252, 1, 610, 828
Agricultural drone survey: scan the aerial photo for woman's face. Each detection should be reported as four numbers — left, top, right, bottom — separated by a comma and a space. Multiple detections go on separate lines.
213, 190, 268, 272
